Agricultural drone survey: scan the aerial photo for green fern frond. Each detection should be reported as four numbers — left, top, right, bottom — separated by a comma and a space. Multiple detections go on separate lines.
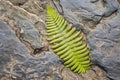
45, 4, 91, 73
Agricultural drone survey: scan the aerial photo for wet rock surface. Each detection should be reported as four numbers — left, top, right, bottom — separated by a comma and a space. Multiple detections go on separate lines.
0, 0, 119, 80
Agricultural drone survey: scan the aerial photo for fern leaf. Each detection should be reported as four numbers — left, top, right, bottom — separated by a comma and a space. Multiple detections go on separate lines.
46, 4, 91, 73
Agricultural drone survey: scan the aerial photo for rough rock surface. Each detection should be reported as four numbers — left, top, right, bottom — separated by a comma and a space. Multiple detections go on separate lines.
60, 0, 120, 30
0, 0, 46, 53
60, 0, 120, 80
8, 0, 28, 5
17, 20, 43, 49
89, 10, 120, 80
0, 0, 117, 80
0, 18, 108, 80
0, 19, 62, 79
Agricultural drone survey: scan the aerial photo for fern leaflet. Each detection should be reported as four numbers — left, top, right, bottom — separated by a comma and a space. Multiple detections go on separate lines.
46, 4, 91, 73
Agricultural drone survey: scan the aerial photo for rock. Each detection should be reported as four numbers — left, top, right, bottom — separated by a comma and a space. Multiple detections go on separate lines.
8, 0, 28, 5
60, 0, 120, 80
0, 20, 62, 80
17, 20, 43, 49
89, 11, 120, 80
118, 0, 120, 3
0, 0, 44, 24
0, 0, 112, 80
21, 0, 46, 20
60, 0, 120, 30
0, 19, 30, 78
0, 19, 109, 80
19, 0, 48, 51
0, 0, 45, 51
103, 0, 120, 17
13, 52, 62, 80
60, 0, 105, 29
61, 65, 109, 80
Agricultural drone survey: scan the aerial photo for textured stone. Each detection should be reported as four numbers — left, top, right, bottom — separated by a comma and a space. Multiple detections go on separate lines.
60, 0, 120, 30
89, 11, 120, 80
13, 52, 62, 80
0, 19, 30, 78
17, 20, 43, 49
61, 66, 109, 80
0, 0, 45, 51
60, 0, 120, 80
0, 0, 44, 24
0, 19, 62, 80
60, 0, 105, 29
0, 0, 113, 80
103, 0, 120, 17
8, 0, 28, 5
21, 0, 46, 20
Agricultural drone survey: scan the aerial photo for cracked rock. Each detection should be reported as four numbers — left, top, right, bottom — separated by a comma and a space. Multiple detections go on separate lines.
60, 0, 105, 29
88, 11, 120, 80
17, 20, 43, 49
0, 0, 45, 51
0, 0, 115, 80
0, 20, 62, 80
60, 0, 120, 80
8, 0, 28, 5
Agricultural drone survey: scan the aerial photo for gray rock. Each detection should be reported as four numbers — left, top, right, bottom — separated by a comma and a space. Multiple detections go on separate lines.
0, 0, 44, 24
0, 12, 109, 80
60, 0, 120, 80
60, 0, 120, 30
88, 8, 120, 80
0, 19, 30, 78
0, 0, 45, 49
0, 0, 112, 80
103, 0, 120, 17
17, 20, 43, 49
0, 20, 62, 80
13, 52, 62, 80
60, 0, 105, 26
